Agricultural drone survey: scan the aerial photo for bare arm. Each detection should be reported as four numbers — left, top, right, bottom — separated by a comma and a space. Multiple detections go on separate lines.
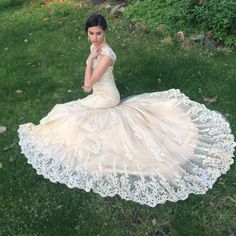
83, 47, 113, 92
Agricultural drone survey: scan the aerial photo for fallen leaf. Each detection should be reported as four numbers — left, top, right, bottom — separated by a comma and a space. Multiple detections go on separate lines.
197, 0, 204, 4
0, 126, 7, 134
151, 218, 157, 225
16, 89, 23, 93
163, 36, 173, 45
203, 96, 217, 103
176, 31, 185, 41
54, 204, 64, 210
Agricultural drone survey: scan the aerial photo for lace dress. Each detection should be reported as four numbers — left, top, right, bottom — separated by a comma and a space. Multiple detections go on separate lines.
18, 45, 235, 207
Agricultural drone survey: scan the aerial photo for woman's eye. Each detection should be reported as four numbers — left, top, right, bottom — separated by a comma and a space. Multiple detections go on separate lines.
88, 31, 102, 36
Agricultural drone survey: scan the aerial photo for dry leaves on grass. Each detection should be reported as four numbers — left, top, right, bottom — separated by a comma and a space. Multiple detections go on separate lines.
203, 96, 217, 104
54, 204, 64, 210
163, 36, 173, 46
16, 89, 23, 94
151, 218, 157, 225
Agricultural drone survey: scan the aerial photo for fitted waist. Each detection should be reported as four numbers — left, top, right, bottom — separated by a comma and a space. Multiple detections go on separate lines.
93, 78, 116, 91
80, 89, 120, 108
93, 87, 120, 102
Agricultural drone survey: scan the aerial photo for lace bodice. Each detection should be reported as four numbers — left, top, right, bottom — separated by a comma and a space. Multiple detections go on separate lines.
82, 45, 120, 108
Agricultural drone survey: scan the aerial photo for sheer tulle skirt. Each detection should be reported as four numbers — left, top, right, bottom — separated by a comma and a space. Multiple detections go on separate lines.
18, 89, 235, 207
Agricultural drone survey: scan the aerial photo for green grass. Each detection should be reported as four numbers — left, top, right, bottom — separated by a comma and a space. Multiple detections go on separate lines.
0, 1, 236, 235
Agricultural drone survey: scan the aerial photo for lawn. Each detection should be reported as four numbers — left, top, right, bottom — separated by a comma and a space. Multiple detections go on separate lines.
0, 1, 236, 235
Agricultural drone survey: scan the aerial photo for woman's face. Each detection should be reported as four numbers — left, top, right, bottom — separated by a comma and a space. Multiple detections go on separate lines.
87, 26, 105, 47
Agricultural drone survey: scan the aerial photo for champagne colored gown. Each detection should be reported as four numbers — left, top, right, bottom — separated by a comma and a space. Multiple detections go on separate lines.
18, 45, 235, 207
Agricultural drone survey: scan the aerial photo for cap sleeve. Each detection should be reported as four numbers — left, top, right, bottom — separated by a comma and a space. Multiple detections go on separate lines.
100, 47, 117, 61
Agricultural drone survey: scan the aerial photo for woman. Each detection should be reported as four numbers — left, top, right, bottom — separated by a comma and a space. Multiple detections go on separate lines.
18, 14, 235, 207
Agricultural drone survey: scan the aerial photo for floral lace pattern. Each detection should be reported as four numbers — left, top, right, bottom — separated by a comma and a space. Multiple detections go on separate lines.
18, 89, 235, 207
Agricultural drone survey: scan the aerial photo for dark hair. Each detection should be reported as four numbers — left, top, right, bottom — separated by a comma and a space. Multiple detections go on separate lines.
85, 13, 107, 33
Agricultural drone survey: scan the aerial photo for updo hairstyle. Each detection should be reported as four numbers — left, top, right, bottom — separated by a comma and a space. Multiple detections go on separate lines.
85, 13, 107, 33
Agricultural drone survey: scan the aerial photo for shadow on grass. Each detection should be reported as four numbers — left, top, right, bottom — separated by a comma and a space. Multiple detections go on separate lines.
0, 0, 31, 11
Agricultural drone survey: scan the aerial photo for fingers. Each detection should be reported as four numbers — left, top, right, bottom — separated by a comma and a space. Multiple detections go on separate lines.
82, 86, 92, 93
91, 47, 102, 58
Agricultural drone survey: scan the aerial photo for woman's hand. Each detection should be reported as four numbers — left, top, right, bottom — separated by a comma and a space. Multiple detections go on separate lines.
89, 46, 102, 60
82, 85, 92, 93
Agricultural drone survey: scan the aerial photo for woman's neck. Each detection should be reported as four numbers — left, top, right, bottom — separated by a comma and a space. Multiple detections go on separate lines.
93, 41, 107, 49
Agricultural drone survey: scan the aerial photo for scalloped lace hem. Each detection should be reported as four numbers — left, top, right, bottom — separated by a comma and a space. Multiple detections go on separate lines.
18, 89, 235, 207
